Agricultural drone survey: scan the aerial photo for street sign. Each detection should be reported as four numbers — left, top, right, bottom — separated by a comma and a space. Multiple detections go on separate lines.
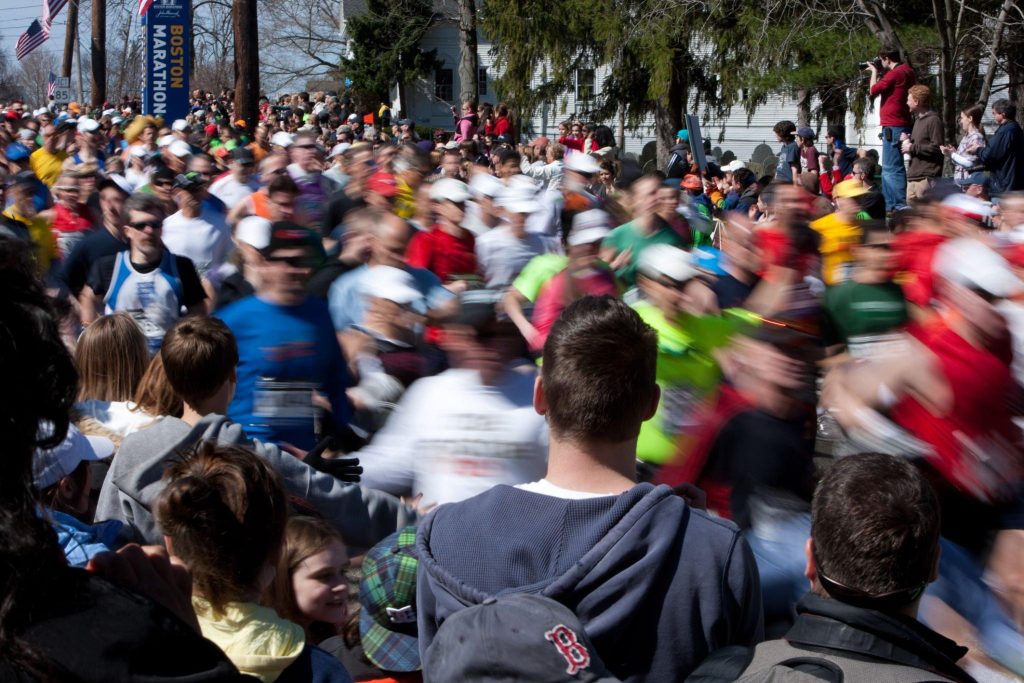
53, 77, 71, 104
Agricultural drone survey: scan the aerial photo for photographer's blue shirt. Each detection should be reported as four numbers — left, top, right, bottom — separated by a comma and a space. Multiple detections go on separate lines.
217, 294, 353, 450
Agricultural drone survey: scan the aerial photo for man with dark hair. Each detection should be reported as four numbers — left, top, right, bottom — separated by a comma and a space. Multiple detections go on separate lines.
773, 120, 800, 184
417, 296, 763, 682
81, 192, 207, 351
972, 99, 1024, 193
868, 45, 916, 210
691, 454, 975, 683
57, 176, 131, 300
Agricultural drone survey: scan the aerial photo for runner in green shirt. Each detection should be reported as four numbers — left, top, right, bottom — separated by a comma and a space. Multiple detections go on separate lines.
601, 175, 688, 287
631, 244, 758, 466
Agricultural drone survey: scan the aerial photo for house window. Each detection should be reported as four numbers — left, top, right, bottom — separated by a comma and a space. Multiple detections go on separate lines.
478, 68, 488, 97
576, 69, 596, 101
435, 68, 453, 102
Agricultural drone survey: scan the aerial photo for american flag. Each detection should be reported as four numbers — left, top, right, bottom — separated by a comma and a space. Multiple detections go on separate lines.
139, 0, 154, 18
41, 0, 70, 34
15, 20, 48, 60
47, 72, 58, 98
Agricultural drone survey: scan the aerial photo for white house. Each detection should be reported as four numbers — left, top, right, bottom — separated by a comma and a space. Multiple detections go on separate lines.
339, 0, 960, 170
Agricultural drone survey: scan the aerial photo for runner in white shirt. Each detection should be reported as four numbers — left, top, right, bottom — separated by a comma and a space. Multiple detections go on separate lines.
475, 176, 560, 289
209, 146, 260, 210
357, 293, 548, 505
161, 171, 233, 292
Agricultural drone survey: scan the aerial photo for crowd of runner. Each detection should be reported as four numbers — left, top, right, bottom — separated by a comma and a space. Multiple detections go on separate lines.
2, 44, 1024, 682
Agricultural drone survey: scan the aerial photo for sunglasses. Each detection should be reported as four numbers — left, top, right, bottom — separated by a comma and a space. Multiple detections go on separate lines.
152, 180, 174, 188
128, 220, 162, 231
265, 253, 317, 268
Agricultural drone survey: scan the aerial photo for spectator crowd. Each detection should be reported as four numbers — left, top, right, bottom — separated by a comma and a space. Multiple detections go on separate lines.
2, 44, 1024, 683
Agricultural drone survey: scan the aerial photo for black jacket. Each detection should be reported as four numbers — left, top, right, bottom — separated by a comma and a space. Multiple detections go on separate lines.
687, 593, 976, 683
978, 120, 1024, 193
1, 567, 249, 682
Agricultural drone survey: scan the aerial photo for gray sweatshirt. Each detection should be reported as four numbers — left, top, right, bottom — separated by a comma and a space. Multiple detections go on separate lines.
94, 413, 412, 552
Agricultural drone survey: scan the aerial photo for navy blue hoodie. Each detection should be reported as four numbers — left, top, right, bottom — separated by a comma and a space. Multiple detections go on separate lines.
416, 482, 763, 682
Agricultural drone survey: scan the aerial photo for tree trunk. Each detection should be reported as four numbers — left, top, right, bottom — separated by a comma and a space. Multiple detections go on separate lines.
91, 0, 106, 107
958, 55, 980, 110
654, 53, 686, 168
62, 0, 78, 79
820, 85, 847, 129
855, 0, 910, 66
979, 0, 1013, 107
795, 88, 811, 127
232, 0, 259, 131
932, 0, 957, 142
457, 0, 478, 105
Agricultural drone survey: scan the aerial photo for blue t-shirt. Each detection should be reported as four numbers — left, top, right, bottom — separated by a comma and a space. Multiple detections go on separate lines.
217, 295, 353, 450
775, 141, 800, 183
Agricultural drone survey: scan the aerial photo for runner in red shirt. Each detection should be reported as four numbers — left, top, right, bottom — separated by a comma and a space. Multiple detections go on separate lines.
406, 178, 478, 288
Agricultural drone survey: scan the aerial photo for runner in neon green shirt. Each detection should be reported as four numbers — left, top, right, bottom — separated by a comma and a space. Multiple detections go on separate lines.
631, 245, 758, 465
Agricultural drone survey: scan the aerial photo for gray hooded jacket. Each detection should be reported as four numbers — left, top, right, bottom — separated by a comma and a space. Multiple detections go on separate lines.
95, 413, 411, 552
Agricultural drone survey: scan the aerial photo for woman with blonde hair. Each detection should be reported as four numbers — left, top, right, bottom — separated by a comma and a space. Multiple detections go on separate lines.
73, 313, 156, 437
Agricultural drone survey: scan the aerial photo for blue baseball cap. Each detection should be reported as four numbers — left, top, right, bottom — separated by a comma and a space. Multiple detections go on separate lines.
5, 143, 30, 162
956, 171, 990, 189
676, 129, 689, 141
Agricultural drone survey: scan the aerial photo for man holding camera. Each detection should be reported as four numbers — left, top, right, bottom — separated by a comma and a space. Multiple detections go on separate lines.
868, 47, 916, 212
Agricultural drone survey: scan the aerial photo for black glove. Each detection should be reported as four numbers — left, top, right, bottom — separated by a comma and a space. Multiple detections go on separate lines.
303, 435, 363, 483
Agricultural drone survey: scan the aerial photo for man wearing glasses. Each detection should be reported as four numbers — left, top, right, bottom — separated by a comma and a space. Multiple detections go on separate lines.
217, 222, 354, 451
81, 193, 206, 351
851, 157, 886, 220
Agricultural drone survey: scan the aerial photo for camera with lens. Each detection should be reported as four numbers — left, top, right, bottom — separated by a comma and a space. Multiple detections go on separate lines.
858, 58, 883, 71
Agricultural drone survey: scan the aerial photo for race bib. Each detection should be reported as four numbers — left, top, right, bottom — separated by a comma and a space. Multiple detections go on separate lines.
128, 309, 166, 352
253, 379, 319, 423
660, 384, 703, 435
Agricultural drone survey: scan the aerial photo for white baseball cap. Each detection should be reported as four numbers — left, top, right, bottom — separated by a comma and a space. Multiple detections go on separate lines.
499, 177, 541, 215
638, 244, 699, 283
76, 117, 100, 133
235, 216, 273, 250
33, 107, 49, 117
565, 153, 602, 175
430, 178, 471, 203
33, 423, 115, 491
270, 131, 294, 148
468, 172, 505, 199
101, 108, 118, 118
171, 118, 191, 132
167, 139, 193, 158
567, 209, 612, 246
941, 193, 995, 221
725, 160, 747, 173
933, 237, 1022, 298
443, 140, 460, 151
157, 134, 174, 148
362, 266, 422, 305
329, 142, 351, 158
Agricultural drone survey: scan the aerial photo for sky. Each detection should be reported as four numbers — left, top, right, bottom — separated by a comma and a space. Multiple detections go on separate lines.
1, 1, 71, 66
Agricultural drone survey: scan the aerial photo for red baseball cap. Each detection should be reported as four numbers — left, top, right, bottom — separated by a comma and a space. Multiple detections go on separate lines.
366, 172, 399, 198
680, 174, 703, 191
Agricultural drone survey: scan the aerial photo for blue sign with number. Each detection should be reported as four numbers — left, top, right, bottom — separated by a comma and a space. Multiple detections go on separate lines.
143, 0, 190, 122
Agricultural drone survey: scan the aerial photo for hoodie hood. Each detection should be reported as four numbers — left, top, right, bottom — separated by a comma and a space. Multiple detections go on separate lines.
97, 414, 263, 544
416, 483, 762, 680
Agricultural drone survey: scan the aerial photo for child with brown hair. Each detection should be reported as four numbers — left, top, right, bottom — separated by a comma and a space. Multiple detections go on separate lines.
267, 517, 350, 646
157, 441, 354, 683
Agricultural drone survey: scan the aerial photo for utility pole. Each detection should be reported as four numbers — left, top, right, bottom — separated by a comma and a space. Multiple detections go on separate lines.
75, 0, 85, 104
232, 0, 259, 129
91, 0, 106, 107
62, 0, 77, 79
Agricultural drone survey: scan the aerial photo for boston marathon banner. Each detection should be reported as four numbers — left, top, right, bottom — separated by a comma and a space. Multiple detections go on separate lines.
143, 0, 190, 121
